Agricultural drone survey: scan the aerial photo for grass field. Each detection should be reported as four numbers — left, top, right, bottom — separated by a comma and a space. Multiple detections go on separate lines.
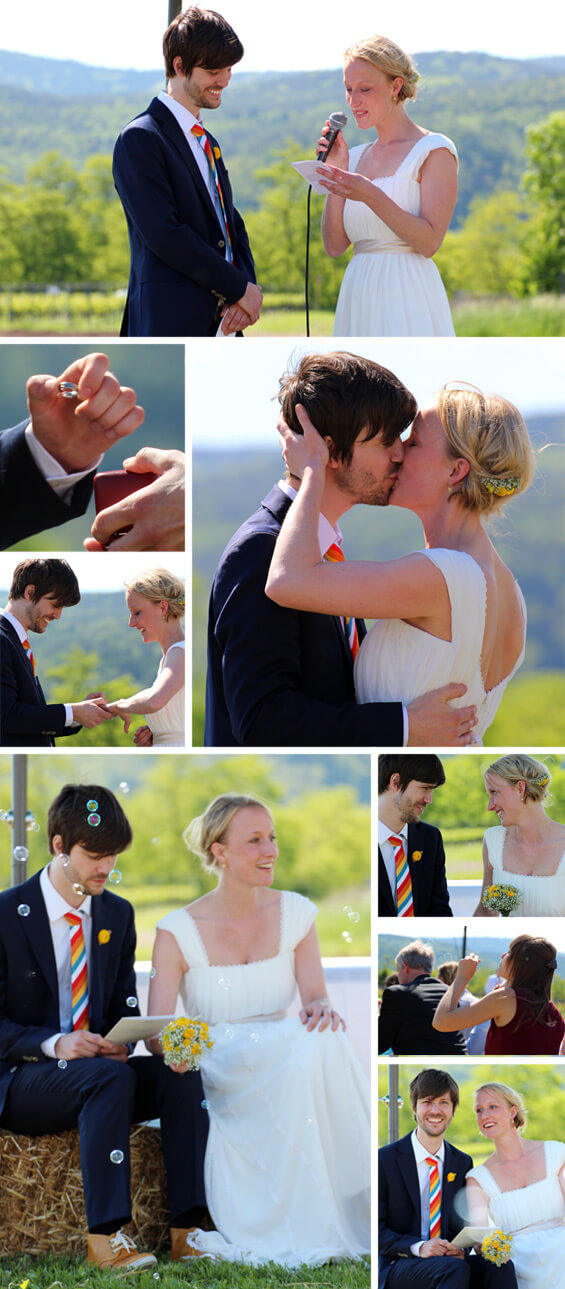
0, 1253, 371, 1287
0, 292, 563, 336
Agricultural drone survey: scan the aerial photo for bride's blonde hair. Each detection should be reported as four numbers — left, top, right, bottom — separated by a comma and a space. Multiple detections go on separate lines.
474, 1082, 526, 1130
437, 385, 535, 514
124, 568, 185, 620
344, 36, 419, 101
485, 754, 551, 804
184, 793, 273, 872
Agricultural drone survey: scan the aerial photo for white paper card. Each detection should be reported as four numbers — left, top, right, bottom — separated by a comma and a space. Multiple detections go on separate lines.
292, 160, 333, 195
105, 1015, 175, 1043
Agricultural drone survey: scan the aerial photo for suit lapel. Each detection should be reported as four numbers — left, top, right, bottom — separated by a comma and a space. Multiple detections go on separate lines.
396, 1134, 422, 1230
378, 847, 396, 915
148, 98, 225, 233
89, 895, 109, 1033
20, 872, 59, 1014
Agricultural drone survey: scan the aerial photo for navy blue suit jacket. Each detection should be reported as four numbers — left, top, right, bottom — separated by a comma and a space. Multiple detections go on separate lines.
0, 420, 95, 549
204, 484, 403, 746
0, 614, 81, 747
0, 870, 139, 1119
378, 821, 453, 917
113, 97, 256, 336
378, 1133, 472, 1288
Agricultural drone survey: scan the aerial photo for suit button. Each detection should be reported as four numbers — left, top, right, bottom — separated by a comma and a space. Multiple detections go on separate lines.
218, 239, 225, 249
10, 1067, 17, 1074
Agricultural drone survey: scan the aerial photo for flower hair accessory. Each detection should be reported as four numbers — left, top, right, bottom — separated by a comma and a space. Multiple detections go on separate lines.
532, 774, 549, 786
480, 476, 521, 497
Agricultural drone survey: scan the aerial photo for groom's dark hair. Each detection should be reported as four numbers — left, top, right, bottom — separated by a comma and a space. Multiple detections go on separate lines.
278, 352, 417, 466
378, 755, 445, 794
9, 558, 80, 608
48, 784, 133, 857
409, 1068, 460, 1113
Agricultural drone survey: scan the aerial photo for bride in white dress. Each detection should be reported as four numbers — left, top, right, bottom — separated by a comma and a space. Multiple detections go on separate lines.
466, 1081, 565, 1289
106, 568, 185, 746
474, 755, 565, 917
267, 383, 535, 745
147, 794, 370, 1267
316, 36, 457, 336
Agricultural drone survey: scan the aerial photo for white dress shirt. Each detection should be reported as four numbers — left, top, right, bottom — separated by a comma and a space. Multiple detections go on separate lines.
157, 89, 230, 262
0, 608, 75, 726
24, 424, 103, 502
39, 864, 92, 1057
378, 818, 409, 908
411, 1129, 446, 1253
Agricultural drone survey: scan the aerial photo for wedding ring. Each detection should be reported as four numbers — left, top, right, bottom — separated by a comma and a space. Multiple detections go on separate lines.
58, 381, 80, 398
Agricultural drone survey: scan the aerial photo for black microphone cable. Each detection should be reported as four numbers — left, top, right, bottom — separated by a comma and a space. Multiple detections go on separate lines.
304, 111, 347, 337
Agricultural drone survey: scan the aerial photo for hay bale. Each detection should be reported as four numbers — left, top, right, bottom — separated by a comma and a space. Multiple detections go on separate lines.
0, 1123, 170, 1256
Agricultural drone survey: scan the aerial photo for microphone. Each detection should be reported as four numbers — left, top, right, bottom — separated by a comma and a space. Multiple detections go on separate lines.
316, 111, 348, 161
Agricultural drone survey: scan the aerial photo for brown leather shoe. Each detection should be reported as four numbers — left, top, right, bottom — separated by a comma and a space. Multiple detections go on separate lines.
87, 1229, 158, 1275
170, 1227, 212, 1261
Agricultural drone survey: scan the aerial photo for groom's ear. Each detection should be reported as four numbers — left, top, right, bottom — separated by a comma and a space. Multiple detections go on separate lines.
324, 435, 340, 466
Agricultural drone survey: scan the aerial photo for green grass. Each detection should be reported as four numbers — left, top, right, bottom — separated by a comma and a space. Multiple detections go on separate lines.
0, 1253, 371, 1288
129, 885, 370, 960
1, 290, 562, 336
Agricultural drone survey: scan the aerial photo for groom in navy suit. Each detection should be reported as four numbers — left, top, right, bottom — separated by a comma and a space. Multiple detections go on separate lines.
205, 352, 477, 747
378, 755, 453, 916
0, 784, 208, 1273
113, 6, 260, 337
379, 1068, 517, 1288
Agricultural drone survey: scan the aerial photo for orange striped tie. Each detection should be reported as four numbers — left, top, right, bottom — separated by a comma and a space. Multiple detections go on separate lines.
389, 834, 414, 917
191, 123, 233, 262
324, 542, 359, 660
65, 912, 89, 1030
426, 1156, 441, 1239
22, 636, 36, 677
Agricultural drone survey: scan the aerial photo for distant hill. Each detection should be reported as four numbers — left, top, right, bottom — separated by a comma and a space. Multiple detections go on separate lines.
0, 49, 559, 222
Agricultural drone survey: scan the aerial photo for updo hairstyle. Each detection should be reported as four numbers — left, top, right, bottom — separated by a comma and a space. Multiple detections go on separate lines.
474, 1081, 526, 1130
124, 568, 185, 620
437, 385, 535, 514
485, 754, 551, 804
184, 793, 273, 872
344, 36, 420, 101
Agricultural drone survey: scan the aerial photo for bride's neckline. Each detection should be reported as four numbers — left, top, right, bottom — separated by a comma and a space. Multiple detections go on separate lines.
182, 891, 284, 968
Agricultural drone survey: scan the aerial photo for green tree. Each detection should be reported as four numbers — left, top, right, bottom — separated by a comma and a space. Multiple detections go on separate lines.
521, 111, 565, 293
436, 191, 531, 296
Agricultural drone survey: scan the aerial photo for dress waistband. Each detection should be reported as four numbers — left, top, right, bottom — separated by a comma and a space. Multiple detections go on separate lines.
227, 1010, 287, 1025
352, 240, 416, 255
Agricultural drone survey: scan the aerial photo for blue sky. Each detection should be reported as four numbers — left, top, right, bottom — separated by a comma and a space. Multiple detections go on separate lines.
1, 1, 562, 69
190, 338, 565, 447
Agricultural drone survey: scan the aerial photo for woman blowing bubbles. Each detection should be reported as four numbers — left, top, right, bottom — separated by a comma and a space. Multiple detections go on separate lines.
317, 36, 458, 336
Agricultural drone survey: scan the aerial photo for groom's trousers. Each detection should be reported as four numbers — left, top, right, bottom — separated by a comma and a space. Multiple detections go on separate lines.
1, 1053, 208, 1229
386, 1254, 518, 1288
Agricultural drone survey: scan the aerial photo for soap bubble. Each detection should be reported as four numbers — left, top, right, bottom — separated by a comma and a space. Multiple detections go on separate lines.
341, 931, 352, 943
12, 846, 28, 862
218, 977, 230, 991
108, 869, 122, 885
61, 854, 70, 869
31, 822, 41, 833
348, 911, 360, 924
72, 882, 86, 896
86, 799, 99, 811
342, 905, 352, 915
126, 997, 138, 1009
87, 813, 101, 827
150, 967, 157, 979
17, 904, 30, 917
151, 837, 160, 847
119, 782, 130, 795
58, 1059, 68, 1069
201, 1100, 210, 1110
110, 1149, 124, 1165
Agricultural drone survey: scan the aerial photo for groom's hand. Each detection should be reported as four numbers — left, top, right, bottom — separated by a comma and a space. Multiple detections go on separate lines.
27, 352, 144, 474
71, 696, 115, 728
421, 1239, 462, 1258
407, 684, 477, 745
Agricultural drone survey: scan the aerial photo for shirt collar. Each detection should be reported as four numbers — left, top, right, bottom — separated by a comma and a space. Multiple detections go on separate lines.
158, 87, 203, 136
378, 818, 408, 846
276, 480, 343, 558
1, 608, 29, 647
412, 1129, 445, 1166
40, 863, 92, 923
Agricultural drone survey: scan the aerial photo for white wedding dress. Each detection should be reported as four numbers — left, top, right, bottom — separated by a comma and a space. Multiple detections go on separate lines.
333, 133, 457, 336
353, 548, 526, 745
156, 891, 370, 1267
146, 640, 185, 746
467, 1142, 565, 1288
484, 827, 565, 916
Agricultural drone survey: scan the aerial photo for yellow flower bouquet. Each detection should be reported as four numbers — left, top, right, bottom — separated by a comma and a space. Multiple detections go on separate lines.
481, 1229, 513, 1266
161, 1016, 214, 1070
482, 884, 522, 917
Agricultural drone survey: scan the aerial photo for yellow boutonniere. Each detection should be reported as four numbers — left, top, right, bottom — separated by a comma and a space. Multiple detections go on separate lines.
447, 1172, 456, 1182
412, 851, 422, 862
98, 929, 111, 944
213, 146, 221, 159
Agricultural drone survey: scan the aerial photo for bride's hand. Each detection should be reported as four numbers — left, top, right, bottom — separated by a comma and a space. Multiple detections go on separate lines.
277, 404, 330, 481
105, 700, 132, 734
134, 724, 153, 747
300, 1000, 346, 1033
315, 122, 349, 171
